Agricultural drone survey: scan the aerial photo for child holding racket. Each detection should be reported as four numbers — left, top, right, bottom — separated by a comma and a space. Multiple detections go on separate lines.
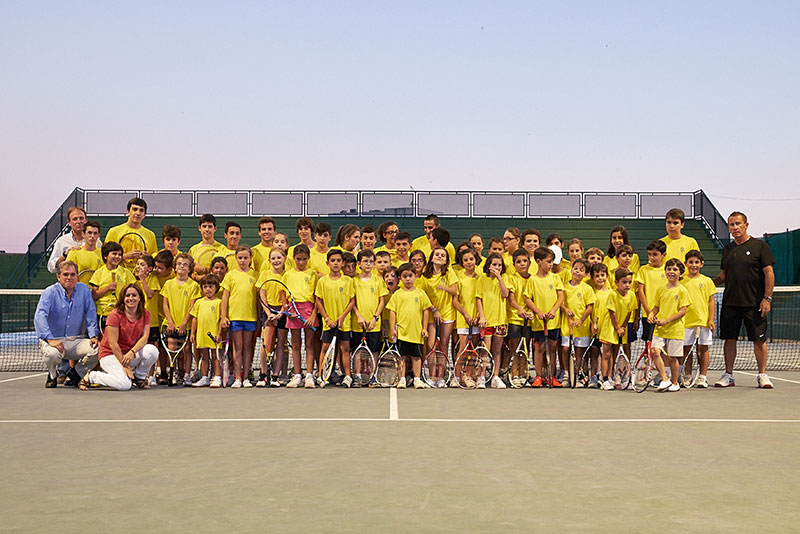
680, 250, 716, 388
220, 246, 258, 388
587, 263, 611, 388
381, 266, 399, 340
419, 247, 458, 360
648, 258, 691, 392
476, 252, 511, 388
282, 244, 318, 388
505, 249, 535, 386
189, 214, 226, 280
387, 263, 432, 389
353, 250, 388, 354
525, 247, 564, 387
635, 240, 667, 345
452, 247, 482, 369
256, 247, 290, 387
611, 244, 640, 356
89, 242, 137, 332
190, 275, 223, 387
315, 249, 356, 387
104, 197, 158, 272
559, 258, 595, 385
161, 253, 201, 385
603, 268, 637, 391
66, 220, 103, 284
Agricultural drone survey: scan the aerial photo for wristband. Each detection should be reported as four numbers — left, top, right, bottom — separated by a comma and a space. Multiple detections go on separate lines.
373, 315, 379, 321
763, 296, 772, 302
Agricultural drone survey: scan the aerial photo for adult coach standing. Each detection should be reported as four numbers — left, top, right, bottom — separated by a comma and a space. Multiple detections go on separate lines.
104, 197, 158, 271
713, 212, 775, 388
47, 207, 101, 273
35, 261, 99, 388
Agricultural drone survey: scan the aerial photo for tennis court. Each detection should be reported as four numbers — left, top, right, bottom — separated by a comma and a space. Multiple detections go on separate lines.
2, 370, 799, 533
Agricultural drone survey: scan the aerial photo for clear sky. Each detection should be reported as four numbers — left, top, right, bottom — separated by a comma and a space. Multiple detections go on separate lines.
1, 1, 798, 252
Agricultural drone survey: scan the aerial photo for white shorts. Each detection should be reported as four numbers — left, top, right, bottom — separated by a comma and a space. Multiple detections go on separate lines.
561, 335, 591, 348
457, 328, 477, 336
652, 336, 683, 358
684, 327, 712, 346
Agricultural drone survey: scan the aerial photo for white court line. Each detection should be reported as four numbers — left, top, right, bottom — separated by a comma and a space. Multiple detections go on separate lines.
389, 388, 399, 420
1, 417, 799, 425
734, 371, 800, 385
0, 373, 47, 384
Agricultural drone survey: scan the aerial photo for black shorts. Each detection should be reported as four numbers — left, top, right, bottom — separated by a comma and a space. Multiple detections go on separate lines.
321, 328, 351, 343
352, 331, 382, 353
627, 322, 639, 342
641, 321, 655, 342
260, 311, 288, 330
147, 328, 160, 344
719, 305, 767, 342
507, 323, 533, 339
397, 340, 424, 358
533, 328, 560, 343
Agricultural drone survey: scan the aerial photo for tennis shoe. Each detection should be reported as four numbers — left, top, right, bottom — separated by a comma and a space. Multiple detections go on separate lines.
715, 373, 735, 387
192, 376, 210, 387
532, 376, 544, 388
757, 373, 774, 389
449, 375, 459, 388
413, 377, 429, 389
550, 377, 563, 388
694, 375, 708, 388
434, 379, 446, 388
148, 376, 158, 387
510, 377, 521, 388
318, 377, 327, 388
183, 374, 193, 387
343, 376, 353, 388
463, 376, 477, 388
679, 374, 693, 388
600, 379, 614, 390
270, 377, 281, 387
210, 376, 222, 388
477, 376, 486, 389
256, 373, 268, 387
561, 371, 569, 385
667, 383, 680, 392
242, 378, 253, 388
231, 379, 242, 388
397, 377, 406, 389
287, 374, 303, 388
656, 380, 671, 392
226, 375, 236, 387
304, 375, 316, 389
587, 375, 598, 389
491, 376, 506, 389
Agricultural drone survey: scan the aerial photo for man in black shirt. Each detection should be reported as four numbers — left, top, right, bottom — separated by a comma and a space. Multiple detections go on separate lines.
713, 212, 775, 388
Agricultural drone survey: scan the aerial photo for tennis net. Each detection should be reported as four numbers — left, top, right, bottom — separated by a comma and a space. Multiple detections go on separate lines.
2, 287, 799, 373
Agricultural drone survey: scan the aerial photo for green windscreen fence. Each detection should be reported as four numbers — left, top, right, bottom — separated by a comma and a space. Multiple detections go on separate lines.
765, 228, 800, 285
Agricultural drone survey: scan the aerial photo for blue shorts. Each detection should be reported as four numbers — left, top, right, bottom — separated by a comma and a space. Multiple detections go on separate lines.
627, 322, 638, 342
229, 320, 257, 332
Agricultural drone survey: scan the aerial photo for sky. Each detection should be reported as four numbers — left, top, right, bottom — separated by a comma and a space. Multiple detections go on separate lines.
1, 1, 799, 252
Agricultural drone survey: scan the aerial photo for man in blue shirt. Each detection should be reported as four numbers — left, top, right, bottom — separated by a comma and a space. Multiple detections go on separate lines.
35, 261, 99, 388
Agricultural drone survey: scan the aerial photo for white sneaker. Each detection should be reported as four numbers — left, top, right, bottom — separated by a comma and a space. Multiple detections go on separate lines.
210, 376, 222, 388
148, 376, 158, 387
491, 376, 507, 389
449, 376, 459, 388
183, 374, 193, 387
434, 379, 446, 388
255, 375, 267, 387
397, 377, 406, 389
192, 376, 210, 387
561, 372, 569, 385
413, 377, 429, 389
231, 379, 242, 388
242, 378, 253, 388
715, 373, 735, 387
343, 375, 353, 388
477, 376, 486, 389
680, 374, 692, 388
270, 377, 281, 387
757, 373, 774, 389
463, 376, 477, 388
287, 374, 303, 388
510, 377, 521, 389
667, 383, 680, 392
304, 374, 316, 389
601, 379, 614, 391
656, 380, 671, 391
695, 375, 708, 388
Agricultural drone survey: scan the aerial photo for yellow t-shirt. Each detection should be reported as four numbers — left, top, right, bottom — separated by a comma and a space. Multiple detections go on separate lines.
604, 254, 642, 277
161, 277, 201, 326
137, 272, 162, 327
282, 268, 318, 304
251, 243, 272, 276
374, 245, 398, 262
255, 268, 285, 309
561, 280, 596, 338
418, 269, 459, 322
476, 274, 511, 328
502, 252, 517, 273
681, 274, 716, 328
220, 248, 240, 272
221, 269, 257, 322
386, 287, 433, 344
605, 290, 638, 344
592, 287, 614, 344
89, 265, 137, 315
309, 247, 331, 277
635, 264, 667, 310
66, 247, 103, 284
505, 272, 531, 326
528, 273, 564, 331
191, 297, 222, 349
352, 275, 389, 333
188, 241, 227, 271
654, 285, 692, 340
455, 271, 481, 330
410, 236, 457, 265
660, 235, 700, 263
105, 223, 158, 271
315, 275, 355, 332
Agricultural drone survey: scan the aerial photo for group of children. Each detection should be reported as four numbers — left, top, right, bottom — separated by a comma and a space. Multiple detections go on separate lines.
71, 197, 717, 392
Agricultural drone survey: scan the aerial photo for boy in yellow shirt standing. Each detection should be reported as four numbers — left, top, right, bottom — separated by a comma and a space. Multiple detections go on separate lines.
66, 220, 103, 285
525, 247, 564, 387
680, 250, 716, 388
161, 253, 201, 385
603, 268, 638, 390
387, 263, 433, 389
648, 259, 692, 392
316, 249, 356, 387
661, 208, 700, 263
635, 240, 667, 344
190, 275, 223, 388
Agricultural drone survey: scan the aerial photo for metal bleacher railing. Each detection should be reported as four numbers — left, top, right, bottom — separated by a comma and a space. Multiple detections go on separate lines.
6, 188, 729, 288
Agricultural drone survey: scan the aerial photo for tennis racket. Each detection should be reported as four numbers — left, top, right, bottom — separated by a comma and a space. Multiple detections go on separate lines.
78, 269, 95, 285
351, 330, 376, 387
567, 329, 577, 388
680, 327, 700, 388
453, 327, 483, 389
474, 330, 494, 386
259, 279, 317, 331
161, 326, 189, 386
510, 319, 531, 388
321, 332, 336, 383
422, 325, 448, 388
612, 334, 631, 390
192, 243, 219, 272
541, 323, 552, 388
375, 342, 400, 387
119, 231, 147, 267
632, 340, 652, 393
207, 332, 228, 388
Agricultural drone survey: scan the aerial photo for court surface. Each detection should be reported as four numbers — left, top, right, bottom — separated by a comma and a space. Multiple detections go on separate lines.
2, 370, 799, 533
